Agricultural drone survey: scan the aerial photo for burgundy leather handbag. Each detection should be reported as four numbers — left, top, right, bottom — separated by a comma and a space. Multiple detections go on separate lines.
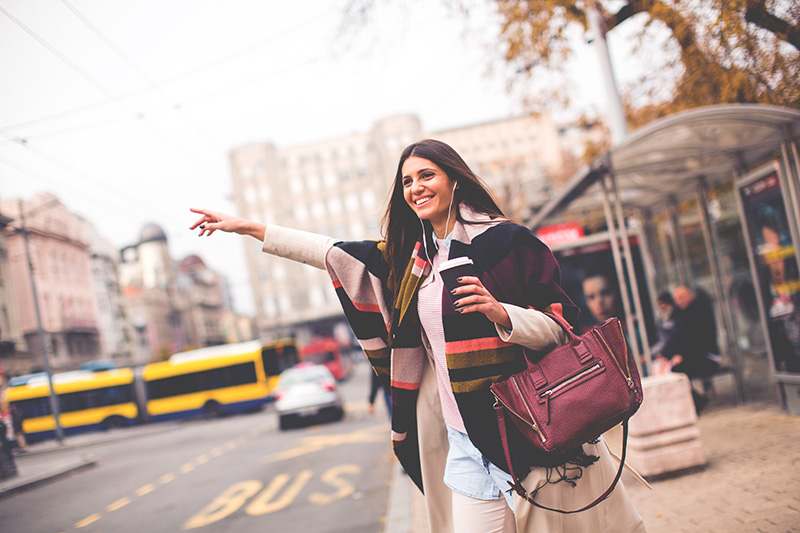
489, 313, 643, 513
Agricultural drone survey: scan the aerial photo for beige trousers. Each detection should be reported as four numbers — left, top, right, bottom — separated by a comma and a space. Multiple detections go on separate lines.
451, 491, 516, 533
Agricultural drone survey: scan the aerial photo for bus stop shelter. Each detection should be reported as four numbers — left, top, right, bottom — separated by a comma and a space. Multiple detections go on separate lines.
531, 104, 800, 412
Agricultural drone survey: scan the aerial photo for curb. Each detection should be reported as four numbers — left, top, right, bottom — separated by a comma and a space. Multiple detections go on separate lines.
384, 461, 412, 533
20, 424, 181, 458
0, 456, 97, 500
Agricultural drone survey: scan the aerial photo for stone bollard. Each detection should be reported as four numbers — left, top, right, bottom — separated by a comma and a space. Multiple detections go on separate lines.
606, 372, 706, 478
0, 421, 18, 480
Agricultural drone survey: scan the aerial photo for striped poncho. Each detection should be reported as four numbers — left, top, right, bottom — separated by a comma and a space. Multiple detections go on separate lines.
324, 207, 579, 492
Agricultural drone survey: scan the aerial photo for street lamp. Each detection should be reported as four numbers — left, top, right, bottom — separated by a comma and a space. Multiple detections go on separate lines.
15, 197, 65, 443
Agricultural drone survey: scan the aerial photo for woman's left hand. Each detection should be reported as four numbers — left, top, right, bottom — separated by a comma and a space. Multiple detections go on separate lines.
451, 276, 511, 329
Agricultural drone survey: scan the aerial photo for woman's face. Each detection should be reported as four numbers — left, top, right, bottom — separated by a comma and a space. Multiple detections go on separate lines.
582, 275, 618, 322
401, 156, 456, 226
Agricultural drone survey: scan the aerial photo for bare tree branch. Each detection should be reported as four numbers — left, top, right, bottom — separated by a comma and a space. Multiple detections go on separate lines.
745, 0, 800, 50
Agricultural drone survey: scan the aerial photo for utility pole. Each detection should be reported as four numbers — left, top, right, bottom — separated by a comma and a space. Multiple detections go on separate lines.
17, 198, 65, 443
586, 1, 629, 145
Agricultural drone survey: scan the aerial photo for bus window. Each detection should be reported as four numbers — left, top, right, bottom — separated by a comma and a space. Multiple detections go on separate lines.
146, 363, 257, 399
262, 348, 280, 376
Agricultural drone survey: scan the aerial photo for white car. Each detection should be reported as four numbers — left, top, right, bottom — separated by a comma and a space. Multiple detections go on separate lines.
275, 363, 344, 430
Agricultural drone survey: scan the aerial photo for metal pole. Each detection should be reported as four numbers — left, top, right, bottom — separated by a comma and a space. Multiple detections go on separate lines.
668, 196, 693, 286
696, 178, 746, 402
634, 209, 661, 346
599, 176, 643, 373
780, 140, 800, 268
17, 199, 64, 443
609, 173, 652, 371
586, 1, 628, 145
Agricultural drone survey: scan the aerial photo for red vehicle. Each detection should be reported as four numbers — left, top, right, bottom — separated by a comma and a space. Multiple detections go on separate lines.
299, 338, 353, 381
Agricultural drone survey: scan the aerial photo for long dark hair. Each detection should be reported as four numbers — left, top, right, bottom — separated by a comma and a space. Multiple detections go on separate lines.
381, 139, 505, 297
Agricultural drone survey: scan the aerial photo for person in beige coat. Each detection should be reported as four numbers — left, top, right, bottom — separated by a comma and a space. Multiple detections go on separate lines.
190, 139, 646, 532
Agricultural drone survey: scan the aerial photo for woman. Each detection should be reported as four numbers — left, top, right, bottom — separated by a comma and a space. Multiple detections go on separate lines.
190, 139, 644, 533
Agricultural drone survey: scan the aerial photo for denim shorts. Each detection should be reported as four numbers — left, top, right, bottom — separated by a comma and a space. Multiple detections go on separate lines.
443, 426, 515, 510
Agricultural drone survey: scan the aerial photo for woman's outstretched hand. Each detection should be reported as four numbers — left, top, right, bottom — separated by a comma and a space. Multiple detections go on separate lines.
189, 208, 265, 240
451, 276, 512, 329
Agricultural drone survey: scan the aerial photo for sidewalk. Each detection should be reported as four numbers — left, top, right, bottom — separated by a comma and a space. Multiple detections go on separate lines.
0, 422, 181, 499
0, 451, 96, 500
388, 402, 800, 532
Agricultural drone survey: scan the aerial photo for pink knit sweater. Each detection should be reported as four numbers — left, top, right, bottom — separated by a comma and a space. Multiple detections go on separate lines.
418, 236, 467, 432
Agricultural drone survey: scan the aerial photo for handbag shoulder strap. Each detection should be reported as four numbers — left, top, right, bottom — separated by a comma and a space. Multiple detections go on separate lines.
494, 404, 630, 514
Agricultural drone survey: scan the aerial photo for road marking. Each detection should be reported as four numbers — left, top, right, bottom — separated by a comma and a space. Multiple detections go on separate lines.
136, 484, 155, 496
210, 447, 223, 457
195, 454, 209, 464
309, 464, 361, 506
159, 473, 176, 484
245, 470, 313, 516
74, 514, 100, 528
264, 425, 384, 464
183, 481, 262, 530
106, 497, 130, 512
181, 463, 195, 473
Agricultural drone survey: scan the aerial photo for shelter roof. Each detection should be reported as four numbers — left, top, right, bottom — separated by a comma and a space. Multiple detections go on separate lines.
532, 104, 800, 226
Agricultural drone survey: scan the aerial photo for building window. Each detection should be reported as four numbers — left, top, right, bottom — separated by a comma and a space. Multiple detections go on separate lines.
360, 190, 375, 208
345, 193, 358, 212
311, 202, 324, 219
295, 205, 308, 222
328, 197, 342, 215
289, 176, 303, 194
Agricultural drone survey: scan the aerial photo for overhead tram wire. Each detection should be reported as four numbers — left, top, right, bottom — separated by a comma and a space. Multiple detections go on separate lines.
0, 3, 113, 98
4, 138, 185, 229
0, 3, 342, 134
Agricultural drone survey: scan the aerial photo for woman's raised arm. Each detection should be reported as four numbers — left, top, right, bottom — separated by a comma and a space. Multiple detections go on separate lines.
190, 207, 265, 241
189, 207, 336, 270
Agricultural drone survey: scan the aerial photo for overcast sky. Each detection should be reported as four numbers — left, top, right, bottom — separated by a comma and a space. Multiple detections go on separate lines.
0, 0, 652, 315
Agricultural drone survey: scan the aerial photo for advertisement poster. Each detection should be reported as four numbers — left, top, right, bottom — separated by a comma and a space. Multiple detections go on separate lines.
551, 236, 656, 347
739, 169, 800, 375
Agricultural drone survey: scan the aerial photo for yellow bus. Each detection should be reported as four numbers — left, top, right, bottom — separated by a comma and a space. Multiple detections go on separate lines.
5, 369, 138, 443
142, 339, 298, 421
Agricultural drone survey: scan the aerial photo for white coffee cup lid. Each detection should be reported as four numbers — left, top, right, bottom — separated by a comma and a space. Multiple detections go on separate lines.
438, 257, 473, 273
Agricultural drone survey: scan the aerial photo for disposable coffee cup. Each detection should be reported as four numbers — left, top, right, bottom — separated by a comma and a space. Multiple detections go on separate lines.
439, 257, 476, 304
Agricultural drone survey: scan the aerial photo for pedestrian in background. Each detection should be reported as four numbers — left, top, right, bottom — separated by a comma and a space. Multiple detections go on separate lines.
190, 139, 644, 533
9, 402, 26, 452
658, 286, 721, 411
368, 368, 392, 418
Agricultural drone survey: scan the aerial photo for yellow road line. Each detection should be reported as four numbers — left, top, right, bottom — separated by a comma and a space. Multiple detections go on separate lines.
181, 463, 195, 474
106, 497, 130, 512
159, 472, 176, 484
74, 514, 100, 528
136, 484, 155, 497
210, 447, 223, 457
195, 454, 209, 464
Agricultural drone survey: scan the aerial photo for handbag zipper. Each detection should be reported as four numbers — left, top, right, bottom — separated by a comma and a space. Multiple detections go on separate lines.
592, 327, 634, 389
492, 387, 547, 444
541, 363, 602, 397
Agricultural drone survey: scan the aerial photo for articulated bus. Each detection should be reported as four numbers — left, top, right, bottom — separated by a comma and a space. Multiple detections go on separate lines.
5, 339, 299, 441
141, 339, 298, 421
4, 369, 138, 443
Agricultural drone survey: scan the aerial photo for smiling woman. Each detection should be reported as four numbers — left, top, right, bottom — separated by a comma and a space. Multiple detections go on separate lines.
189, 139, 645, 533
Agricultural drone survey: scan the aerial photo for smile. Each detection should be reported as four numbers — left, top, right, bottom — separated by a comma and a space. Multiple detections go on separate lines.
415, 196, 433, 206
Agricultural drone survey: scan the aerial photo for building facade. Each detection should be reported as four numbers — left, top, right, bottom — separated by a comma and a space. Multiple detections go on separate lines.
176, 254, 228, 348
86, 222, 135, 364
230, 113, 571, 335
119, 223, 186, 363
0, 193, 101, 371
0, 209, 22, 362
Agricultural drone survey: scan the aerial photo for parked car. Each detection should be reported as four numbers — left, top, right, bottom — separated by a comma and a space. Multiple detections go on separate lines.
274, 363, 344, 430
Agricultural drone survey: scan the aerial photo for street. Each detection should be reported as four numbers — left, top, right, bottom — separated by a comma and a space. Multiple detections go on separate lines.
0, 362, 394, 533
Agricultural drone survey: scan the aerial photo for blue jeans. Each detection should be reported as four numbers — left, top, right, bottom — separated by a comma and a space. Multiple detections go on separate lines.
443, 426, 515, 510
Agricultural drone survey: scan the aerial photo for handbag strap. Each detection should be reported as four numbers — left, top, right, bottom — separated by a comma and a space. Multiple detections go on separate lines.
494, 403, 630, 514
